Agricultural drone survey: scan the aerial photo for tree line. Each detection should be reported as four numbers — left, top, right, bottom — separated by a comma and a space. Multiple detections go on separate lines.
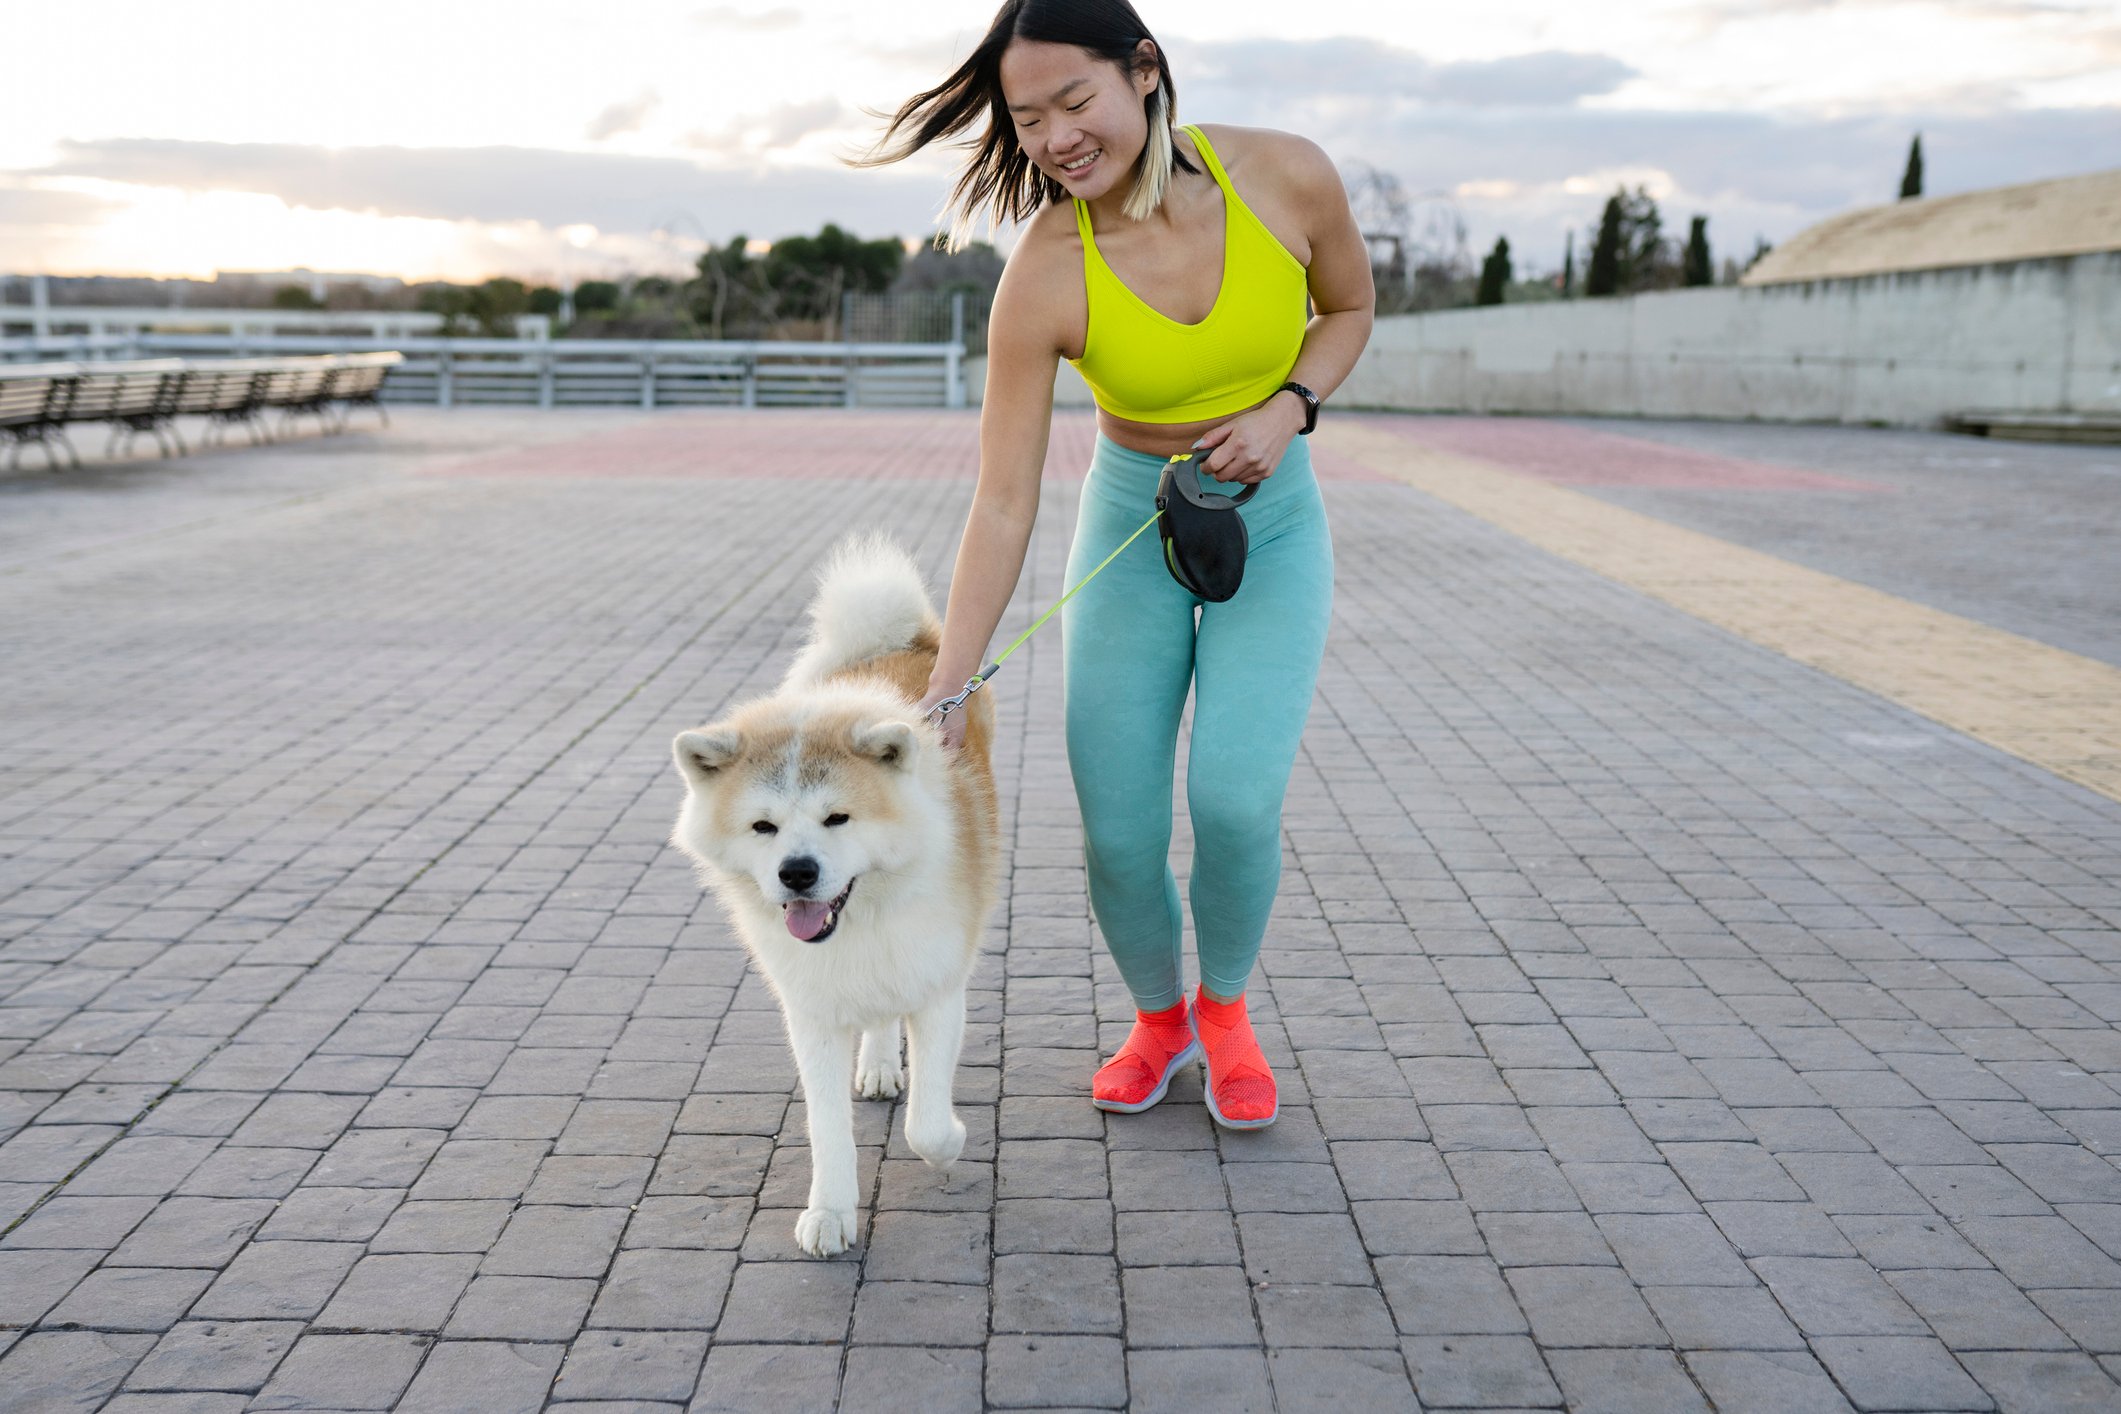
270, 227, 1004, 340
1464, 185, 1769, 307
1466, 134, 1925, 307
261, 134, 1931, 330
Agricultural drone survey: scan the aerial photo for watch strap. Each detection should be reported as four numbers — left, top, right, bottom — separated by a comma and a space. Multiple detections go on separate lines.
1279, 380, 1320, 435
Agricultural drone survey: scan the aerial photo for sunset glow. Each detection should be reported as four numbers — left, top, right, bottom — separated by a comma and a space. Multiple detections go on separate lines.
5, 0, 2116, 282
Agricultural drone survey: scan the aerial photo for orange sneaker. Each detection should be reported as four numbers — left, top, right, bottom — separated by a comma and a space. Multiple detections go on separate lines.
1092, 1002, 1201, 1113
1190, 988, 1278, 1129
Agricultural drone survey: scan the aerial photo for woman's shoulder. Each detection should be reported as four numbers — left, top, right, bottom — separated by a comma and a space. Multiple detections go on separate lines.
990, 201, 1088, 349
988, 200, 1076, 274
1017, 197, 1082, 252
1188, 123, 1338, 195
997, 201, 1082, 287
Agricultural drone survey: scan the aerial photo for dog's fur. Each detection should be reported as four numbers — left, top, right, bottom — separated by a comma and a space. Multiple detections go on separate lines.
669, 535, 998, 1256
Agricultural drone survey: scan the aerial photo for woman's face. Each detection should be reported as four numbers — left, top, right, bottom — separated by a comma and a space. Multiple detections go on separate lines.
999, 39, 1158, 200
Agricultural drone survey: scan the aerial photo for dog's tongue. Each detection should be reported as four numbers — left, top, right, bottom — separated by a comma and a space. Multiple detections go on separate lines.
785, 900, 833, 941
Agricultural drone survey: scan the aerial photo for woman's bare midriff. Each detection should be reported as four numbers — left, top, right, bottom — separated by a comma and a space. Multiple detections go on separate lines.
1096, 397, 1276, 459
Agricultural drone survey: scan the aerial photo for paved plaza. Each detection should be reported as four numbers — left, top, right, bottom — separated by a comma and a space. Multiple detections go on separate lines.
2, 407, 2119, 1412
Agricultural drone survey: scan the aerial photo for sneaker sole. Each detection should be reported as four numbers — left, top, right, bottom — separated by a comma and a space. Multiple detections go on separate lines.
1091, 1037, 1202, 1114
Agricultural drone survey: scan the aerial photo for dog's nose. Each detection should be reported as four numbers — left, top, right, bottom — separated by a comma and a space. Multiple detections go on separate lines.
779, 856, 820, 893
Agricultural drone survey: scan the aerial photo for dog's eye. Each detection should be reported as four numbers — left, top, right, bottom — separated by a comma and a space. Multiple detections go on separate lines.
751, 820, 777, 835
824, 813, 850, 827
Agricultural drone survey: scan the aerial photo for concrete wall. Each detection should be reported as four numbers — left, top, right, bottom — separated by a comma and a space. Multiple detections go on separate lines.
969, 251, 2121, 427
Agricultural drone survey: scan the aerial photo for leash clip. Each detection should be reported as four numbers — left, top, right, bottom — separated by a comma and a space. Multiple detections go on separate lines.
926, 660, 1003, 724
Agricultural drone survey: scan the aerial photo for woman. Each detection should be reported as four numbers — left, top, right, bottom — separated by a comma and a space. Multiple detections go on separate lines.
864, 0, 1373, 1128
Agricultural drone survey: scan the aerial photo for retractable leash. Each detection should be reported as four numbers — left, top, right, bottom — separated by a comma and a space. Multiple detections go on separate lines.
925, 447, 1250, 728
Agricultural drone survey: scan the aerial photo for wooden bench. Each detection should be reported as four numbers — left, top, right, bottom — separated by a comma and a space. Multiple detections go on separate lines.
0, 362, 84, 470
0, 352, 405, 469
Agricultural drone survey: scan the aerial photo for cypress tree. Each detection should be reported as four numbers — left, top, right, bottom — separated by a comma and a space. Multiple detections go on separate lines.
1587, 196, 1623, 296
1476, 236, 1512, 306
1900, 134, 1923, 199
1561, 231, 1575, 296
1683, 216, 1712, 286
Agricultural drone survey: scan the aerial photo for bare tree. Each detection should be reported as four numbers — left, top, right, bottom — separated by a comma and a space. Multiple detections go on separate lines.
1340, 162, 1480, 312
1344, 162, 1417, 313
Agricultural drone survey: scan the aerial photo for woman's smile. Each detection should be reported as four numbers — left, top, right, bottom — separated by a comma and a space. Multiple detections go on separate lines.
1055, 148, 1103, 180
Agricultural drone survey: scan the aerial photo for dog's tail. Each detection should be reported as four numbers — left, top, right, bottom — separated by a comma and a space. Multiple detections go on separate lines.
781, 533, 941, 690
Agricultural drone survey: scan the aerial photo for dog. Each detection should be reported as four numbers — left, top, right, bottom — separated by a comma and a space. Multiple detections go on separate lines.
669, 534, 999, 1257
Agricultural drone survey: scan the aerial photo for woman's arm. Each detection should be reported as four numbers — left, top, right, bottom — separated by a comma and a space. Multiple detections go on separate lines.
923, 238, 1068, 724
1279, 135, 1377, 404
1198, 134, 1376, 483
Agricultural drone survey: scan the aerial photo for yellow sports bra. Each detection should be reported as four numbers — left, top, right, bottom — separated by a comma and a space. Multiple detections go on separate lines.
1067, 125, 1308, 424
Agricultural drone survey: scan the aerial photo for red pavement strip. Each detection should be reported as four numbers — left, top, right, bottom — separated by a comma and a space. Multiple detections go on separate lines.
422, 409, 1395, 484
1372, 414, 1894, 492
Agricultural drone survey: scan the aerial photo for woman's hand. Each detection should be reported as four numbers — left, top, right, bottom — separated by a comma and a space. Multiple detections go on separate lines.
1194, 392, 1307, 486
916, 684, 969, 754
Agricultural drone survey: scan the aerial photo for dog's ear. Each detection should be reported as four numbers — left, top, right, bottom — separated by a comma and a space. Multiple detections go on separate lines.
673, 727, 741, 787
850, 720, 918, 771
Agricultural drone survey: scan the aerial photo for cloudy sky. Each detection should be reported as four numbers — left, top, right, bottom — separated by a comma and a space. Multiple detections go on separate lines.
5, 0, 2117, 285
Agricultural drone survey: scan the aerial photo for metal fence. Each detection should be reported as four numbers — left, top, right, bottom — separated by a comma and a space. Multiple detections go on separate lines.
840, 290, 992, 357
1, 325, 968, 410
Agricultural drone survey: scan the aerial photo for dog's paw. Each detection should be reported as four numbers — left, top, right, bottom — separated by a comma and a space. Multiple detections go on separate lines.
793, 1205, 859, 1257
855, 1060, 904, 1100
906, 1113, 967, 1170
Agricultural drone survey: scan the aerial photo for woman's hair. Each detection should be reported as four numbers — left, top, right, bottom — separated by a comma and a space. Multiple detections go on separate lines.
854, 0, 1199, 250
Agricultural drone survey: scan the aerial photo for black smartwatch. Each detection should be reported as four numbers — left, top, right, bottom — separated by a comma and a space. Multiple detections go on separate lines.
1278, 380, 1320, 435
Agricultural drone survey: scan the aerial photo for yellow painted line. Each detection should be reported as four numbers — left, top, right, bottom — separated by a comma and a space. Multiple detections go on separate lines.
1324, 421, 2121, 804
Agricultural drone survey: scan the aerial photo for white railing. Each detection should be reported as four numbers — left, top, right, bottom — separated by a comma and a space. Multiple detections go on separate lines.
0, 319, 966, 411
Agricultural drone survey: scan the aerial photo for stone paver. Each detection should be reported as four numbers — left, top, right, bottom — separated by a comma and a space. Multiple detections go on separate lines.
1, 408, 2117, 1409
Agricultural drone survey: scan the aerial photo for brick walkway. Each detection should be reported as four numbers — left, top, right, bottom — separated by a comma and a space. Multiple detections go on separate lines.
2, 409, 2118, 1412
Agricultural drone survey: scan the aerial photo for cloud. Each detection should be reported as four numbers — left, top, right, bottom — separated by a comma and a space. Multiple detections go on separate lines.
2066, 21, 2121, 65
0, 183, 121, 230
33, 138, 946, 244
586, 91, 660, 142
683, 98, 846, 157
1177, 38, 1638, 108
1429, 52, 1645, 107
1670, 0, 2099, 42
846, 35, 973, 73
1181, 65, 2121, 216
1677, 0, 1842, 22
1302, 98, 2121, 271
693, 4, 799, 31
1686, 0, 2085, 19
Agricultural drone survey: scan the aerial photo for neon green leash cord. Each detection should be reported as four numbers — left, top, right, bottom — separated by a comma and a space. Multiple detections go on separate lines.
924, 503, 1164, 726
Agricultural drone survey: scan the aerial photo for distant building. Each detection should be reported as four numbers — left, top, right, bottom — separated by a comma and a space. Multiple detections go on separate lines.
1744, 168, 2121, 285
4, 270, 412, 309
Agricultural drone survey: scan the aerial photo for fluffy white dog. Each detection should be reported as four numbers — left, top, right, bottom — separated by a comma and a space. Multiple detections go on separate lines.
670, 535, 999, 1256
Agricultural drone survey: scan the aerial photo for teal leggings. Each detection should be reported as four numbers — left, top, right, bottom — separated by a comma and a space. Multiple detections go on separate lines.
1060, 433, 1335, 1011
